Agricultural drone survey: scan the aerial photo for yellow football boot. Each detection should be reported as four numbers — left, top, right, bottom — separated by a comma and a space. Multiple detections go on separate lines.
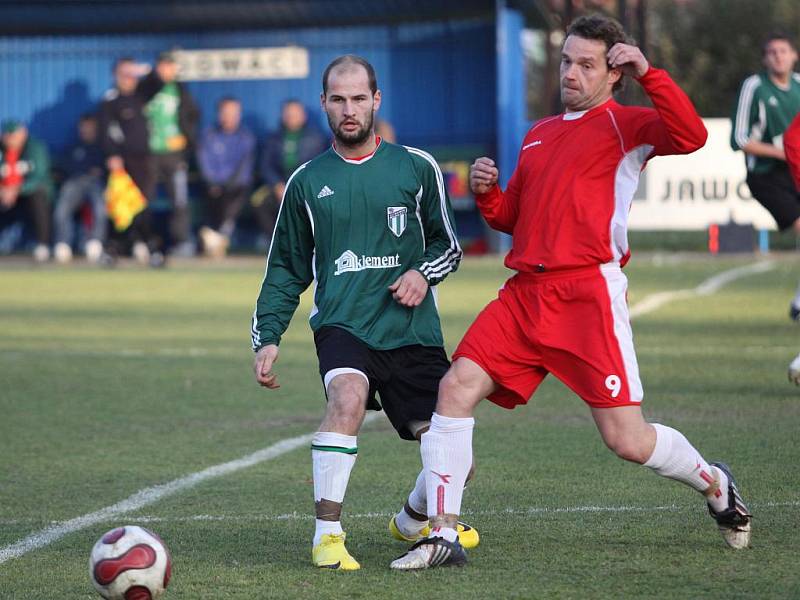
389, 516, 480, 549
312, 533, 361, 570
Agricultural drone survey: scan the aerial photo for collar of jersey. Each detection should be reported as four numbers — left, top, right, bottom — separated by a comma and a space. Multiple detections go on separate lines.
562, 97, 616, 121
333, 136, 383, 164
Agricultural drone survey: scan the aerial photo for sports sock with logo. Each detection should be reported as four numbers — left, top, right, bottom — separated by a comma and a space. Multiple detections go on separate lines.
421, 413, 474, 543
311, 431, 357, 546
643, 423, 729, 512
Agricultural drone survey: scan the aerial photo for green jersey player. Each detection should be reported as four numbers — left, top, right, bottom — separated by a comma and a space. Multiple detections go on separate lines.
251, 55, 477, 570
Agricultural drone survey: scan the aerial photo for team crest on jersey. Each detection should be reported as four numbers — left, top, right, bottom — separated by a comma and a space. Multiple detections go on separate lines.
387, 206, 407, 237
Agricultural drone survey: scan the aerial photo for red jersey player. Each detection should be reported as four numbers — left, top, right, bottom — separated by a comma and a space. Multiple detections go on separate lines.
783, 113, 800, 384
391, 14, 752, 571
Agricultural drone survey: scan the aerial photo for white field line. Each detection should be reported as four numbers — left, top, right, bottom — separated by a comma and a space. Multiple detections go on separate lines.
2, 499, 797, 528
628, 260, 775, 319
0, 414, 379, 565
0, 260, 776, 565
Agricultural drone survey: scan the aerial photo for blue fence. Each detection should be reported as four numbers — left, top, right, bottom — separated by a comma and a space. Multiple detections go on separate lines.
0, 19, 496, 154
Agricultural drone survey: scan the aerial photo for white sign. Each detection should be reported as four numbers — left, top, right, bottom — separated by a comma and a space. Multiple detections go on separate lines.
173, 47, 309, 81
629, 118, 777, 230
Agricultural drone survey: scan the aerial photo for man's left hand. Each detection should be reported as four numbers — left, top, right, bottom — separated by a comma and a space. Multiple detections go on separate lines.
389, 270, 428, 307
0, 186, 20, 209
607, 43, 649, 79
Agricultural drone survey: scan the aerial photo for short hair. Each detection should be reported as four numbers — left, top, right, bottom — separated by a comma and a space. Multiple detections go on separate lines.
322, 55, 377, 95
566, 14, 632, 92
281, 98, 304, 109
216, 96, 241, 110
762, 31, 797, 55
79, 113, 98, 123
113, 56, 136, 72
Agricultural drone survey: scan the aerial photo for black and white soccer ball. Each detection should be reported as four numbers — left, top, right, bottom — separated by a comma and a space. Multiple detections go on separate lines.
89, 525, 172, 600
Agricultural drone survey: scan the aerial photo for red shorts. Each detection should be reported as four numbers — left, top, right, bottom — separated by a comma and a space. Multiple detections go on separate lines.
453, 264, 643, 409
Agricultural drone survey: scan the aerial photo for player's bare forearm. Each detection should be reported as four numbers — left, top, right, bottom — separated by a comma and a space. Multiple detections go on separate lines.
388, 270, 429, 307
741, 140, 786, 161
254, 344, 281, 389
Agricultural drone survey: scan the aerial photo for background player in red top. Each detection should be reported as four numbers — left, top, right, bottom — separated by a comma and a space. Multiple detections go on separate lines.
391, 14, 752, 571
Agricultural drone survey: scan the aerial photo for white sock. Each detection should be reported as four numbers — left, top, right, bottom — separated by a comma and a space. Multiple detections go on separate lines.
643, 423, 729, 512
311, 432, 357, 546
408, 469, 427, 515
314, 518, 343, 544
421, 413, 474, 542
394, 470, 428, 537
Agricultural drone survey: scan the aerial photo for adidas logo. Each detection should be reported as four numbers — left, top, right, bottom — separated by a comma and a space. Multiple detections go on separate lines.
317, 185, 335, 199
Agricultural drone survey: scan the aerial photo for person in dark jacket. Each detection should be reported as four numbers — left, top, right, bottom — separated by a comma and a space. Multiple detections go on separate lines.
98, 56, 164, 266
52, 114, 107, 263
252, 99, 327, 244
0, 119, 53, 262
144, 51, 200, 256
196, 96, 255, 257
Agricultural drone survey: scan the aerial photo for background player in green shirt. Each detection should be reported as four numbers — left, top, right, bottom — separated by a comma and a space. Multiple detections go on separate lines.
251, 55, 475, 570
731, 32, 800, 317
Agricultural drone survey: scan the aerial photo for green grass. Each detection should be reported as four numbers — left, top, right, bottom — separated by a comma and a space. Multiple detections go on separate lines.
1, 254, 799, 599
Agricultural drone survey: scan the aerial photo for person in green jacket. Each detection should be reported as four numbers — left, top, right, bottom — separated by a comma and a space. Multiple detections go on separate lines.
251, 55, 476, 570
0, 119, 53, 262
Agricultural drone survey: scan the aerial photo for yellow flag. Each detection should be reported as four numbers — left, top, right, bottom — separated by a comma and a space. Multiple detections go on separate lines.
105, 169, 146, 232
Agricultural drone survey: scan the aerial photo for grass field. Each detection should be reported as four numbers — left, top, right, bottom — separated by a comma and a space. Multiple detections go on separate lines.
1, 254, 799, 599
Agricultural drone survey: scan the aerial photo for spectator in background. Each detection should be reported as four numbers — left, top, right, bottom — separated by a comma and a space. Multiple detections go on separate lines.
98, 56, 164, 267
0, 119, 52, 262
375, 117, 397, 143
731, 32, 800, 316
52, 114, 107, 263
252, 99, 327, 244
144, 51, 200, 257
197, 96, 256, 258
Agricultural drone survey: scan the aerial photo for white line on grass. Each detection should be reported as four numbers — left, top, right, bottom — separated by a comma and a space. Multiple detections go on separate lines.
3, 500, 796, 527
628, 260, 775, 319
0, 260, 776, 565
0, 414, 379, 565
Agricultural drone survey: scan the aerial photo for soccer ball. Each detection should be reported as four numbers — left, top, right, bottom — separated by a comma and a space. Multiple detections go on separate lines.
89, 526, 172, 599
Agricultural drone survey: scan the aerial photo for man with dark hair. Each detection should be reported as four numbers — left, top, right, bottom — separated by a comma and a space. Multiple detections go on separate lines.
0, 119, 52, 261
731, 33, 800, 316
252, 54, 472, 570
197, 96, 255, 257
253, 99, 326, 244
52, 114, 107, 263
392, 14, 750, 571
98, 56, 164, 266
145, 51, 200, 257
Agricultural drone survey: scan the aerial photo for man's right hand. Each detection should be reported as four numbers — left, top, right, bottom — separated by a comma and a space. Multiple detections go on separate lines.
107, 156, 124, 172
470, 157, 499, 194
254, 344, 280, 389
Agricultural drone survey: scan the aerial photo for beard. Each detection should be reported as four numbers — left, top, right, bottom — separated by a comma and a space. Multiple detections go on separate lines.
329, 111, 374, 148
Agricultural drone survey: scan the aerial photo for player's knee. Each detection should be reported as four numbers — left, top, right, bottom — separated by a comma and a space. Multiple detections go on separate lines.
437, 368, 470, 412
602, 432, 650, 464
325, 375, 367, 428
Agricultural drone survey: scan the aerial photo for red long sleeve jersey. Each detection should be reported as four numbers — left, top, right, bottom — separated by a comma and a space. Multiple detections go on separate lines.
785, 113, 800, 189
478, 67, 707, 272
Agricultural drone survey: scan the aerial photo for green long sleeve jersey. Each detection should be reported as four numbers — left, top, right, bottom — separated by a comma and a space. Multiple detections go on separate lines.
251, 140, 462, 351
731, 71, 800, 174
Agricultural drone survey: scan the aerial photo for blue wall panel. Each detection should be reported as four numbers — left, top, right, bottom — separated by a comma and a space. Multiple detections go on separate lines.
0, 19, 495, 157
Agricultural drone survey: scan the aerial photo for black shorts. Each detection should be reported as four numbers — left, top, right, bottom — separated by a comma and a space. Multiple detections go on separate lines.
746, 167, 800, 231
314, 326, 450, 440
